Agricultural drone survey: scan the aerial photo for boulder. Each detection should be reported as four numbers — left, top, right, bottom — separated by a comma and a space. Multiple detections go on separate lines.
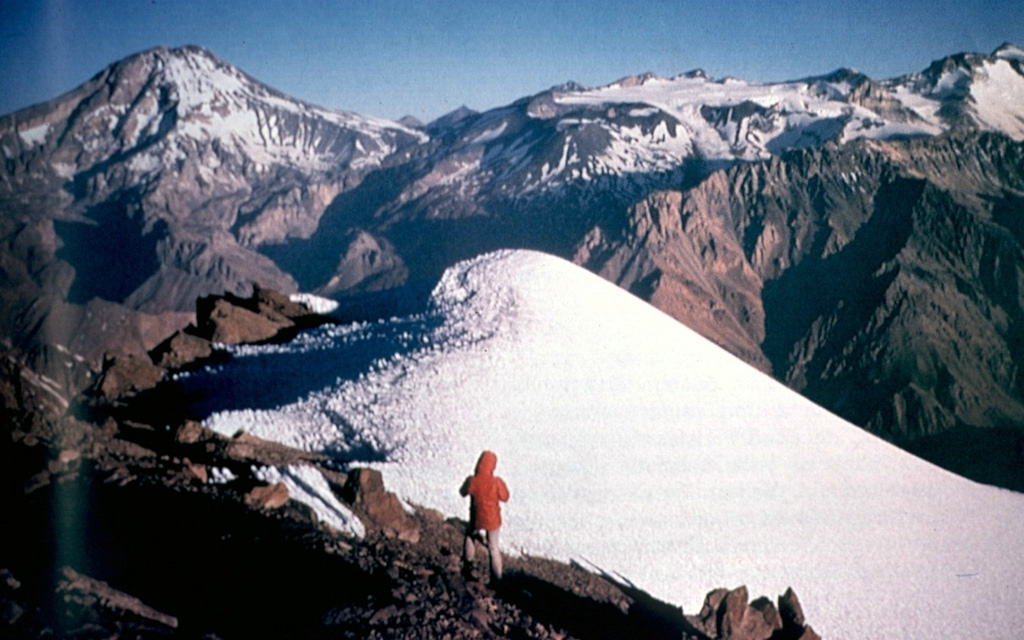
319, 467, 350, 495
221, 431, 326, 467
778, 587, 806, 629
721, 586, 782, 640
149, 329, 214, 369
776, 588, 821, 640
749, 597, 783, 638
196, 297, 293, 345
253, 285, 315, 320
690, 585, 791, 640
719, 586, 750, 637
173, 421, 212, 445
187, 286, 332, 346
92, 353, 166, 403
343, 468, 421, 544
182, 462, 209, 484
244, 482, 290, 510
694, 587, 729, 637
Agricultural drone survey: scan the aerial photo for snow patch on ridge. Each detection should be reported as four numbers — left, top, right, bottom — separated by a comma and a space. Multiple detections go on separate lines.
255, 465, 365, 536
969, 59, 1024, 140
18, 123, 50, 146
995, 43, 1024, 62
290, 292, 339, 315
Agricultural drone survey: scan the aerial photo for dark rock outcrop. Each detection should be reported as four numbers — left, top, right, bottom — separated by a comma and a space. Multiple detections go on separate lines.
81, 286, 321, 411
689, 585, 820, 640
56, 566, 179, 631
196, 296, 294, 344
777, 587, 820, 640
148, 329, 214, 369
253, 285, 319, 320
244, 482, 290, 510
343, 467, 422, 544
220, 431, 328, 468
91, 353, 166, 404
192, 284, 331, 345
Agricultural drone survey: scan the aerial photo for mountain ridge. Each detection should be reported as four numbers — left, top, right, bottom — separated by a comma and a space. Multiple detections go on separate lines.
2, 42, 1023, 491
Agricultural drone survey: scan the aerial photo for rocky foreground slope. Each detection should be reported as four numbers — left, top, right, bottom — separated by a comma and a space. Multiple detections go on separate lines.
1, 291, 820, 640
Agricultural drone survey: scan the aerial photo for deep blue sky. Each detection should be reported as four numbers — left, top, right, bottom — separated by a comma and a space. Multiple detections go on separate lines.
1, 0, 1021, 123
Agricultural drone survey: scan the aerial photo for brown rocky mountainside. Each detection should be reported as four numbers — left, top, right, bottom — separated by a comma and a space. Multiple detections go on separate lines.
0, 45, 422, 378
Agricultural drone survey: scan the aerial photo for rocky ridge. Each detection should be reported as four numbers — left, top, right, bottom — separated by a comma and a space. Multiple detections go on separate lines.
1, 295, 821, 639
84, 284, 333, 414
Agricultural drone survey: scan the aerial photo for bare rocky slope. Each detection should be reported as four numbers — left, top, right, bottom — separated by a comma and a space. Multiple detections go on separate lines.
2, 44, 1024, 492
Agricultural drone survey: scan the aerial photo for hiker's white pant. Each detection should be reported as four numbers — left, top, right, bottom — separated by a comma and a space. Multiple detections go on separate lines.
464, 528, 502, 579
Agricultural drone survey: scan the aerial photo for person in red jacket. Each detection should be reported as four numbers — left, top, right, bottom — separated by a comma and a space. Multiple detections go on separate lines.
459, 450, 510, 581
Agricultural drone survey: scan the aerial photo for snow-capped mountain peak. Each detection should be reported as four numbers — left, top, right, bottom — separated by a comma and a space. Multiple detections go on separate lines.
105, 45, 427, 171
887, 44, 1024, 140
391, 43, 1024, 204
608, 71, 665, 88
0, 44, 435, 314
993, 41, 1024, 62
2, 45, 426, 185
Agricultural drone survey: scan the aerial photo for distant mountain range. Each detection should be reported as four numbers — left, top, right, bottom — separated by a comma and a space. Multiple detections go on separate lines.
2, 42, 1023, 488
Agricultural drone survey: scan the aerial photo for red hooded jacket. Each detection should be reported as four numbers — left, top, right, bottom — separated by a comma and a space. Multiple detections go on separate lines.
460, 451, 509, 531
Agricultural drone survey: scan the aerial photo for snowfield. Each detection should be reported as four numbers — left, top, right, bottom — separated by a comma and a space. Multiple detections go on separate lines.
191, 250, 1024, 639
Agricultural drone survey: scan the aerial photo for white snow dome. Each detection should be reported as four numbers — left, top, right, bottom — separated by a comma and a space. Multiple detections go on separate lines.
202, 250, 1024, 639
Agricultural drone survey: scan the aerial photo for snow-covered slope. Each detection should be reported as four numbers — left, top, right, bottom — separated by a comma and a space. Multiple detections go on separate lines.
889, 42, 1024, 142
191, 250, 1024, 639
554, 70, 933, 163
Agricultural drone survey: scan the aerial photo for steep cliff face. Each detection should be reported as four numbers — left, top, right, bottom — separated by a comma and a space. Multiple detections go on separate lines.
573, 187, 770, 371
